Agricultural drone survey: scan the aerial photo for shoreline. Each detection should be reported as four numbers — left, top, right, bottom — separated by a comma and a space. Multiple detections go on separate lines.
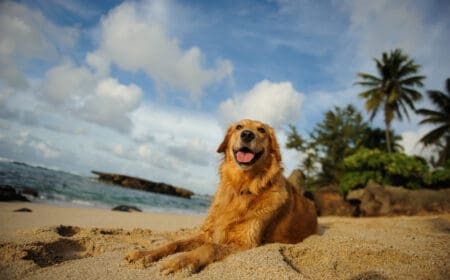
0, 202, 205, 242
1, 201, 449, 279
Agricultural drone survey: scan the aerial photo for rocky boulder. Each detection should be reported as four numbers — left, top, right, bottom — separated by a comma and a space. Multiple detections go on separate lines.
112, 205, 142, 212
287, 169, 306, 192
347, 181, 450, 216
20, 187, 39, 198
313, 186, 357, 216
0, 185, 29, 202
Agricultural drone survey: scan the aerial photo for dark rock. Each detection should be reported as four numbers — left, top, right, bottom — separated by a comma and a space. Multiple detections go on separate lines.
287, 169, 306, 192
303, 191, 314, 201
20, 187, 39, 198
0, 185, 29, 202
112, 205, 142, 212
312, 190, 357, 216
92, 171, 194, 199
14, 208, 32, 212
347, 180, 450, 216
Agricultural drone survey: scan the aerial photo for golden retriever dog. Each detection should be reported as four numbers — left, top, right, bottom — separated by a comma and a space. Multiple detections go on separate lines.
125, 119, 318, 274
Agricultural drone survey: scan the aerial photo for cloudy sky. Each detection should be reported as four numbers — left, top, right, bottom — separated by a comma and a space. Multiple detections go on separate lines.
1, 0, 449, 194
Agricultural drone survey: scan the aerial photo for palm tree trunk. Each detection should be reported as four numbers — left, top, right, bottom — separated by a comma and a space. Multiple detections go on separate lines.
385, 120, 392, 153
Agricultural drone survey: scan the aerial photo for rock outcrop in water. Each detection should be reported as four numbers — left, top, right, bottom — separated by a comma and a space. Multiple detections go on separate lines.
91, 171, 194, 199
0, 185, 30, 202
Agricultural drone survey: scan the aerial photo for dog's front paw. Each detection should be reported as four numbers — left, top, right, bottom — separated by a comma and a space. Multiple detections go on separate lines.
160, 254, 200, 275
125, 250, 144, 263
125, 250, 163, 269
125, 250, 159, 264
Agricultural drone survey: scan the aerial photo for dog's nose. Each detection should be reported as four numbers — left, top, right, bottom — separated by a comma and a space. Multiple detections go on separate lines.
241, 130, 255, 143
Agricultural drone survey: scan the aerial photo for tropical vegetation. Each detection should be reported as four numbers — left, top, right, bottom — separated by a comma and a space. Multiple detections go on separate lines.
286, 49, 450, 192
286, 104, 403, 189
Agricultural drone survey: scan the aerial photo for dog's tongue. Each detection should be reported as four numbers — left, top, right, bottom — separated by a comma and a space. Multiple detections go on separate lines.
236, 151, 254, 163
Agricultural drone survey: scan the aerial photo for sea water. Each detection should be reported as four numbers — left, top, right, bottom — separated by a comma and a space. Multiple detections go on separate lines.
0, 159, 210, 214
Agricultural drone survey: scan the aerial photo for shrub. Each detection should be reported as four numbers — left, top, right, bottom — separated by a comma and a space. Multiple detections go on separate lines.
341, 148, 430, 193
427, 160, 450, 189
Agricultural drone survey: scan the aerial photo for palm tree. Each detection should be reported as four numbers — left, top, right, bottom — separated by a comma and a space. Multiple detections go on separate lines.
355, 49, 425, 153
416, 78, 450, 166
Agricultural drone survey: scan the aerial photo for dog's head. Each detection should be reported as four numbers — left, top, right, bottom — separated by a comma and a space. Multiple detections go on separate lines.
217, 119, 281, 170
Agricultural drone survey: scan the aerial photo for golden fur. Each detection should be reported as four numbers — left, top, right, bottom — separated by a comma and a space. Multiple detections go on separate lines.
125, 119, 318, 274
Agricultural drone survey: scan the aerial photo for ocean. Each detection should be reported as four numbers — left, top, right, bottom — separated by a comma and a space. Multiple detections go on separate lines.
0, 159, 210, 214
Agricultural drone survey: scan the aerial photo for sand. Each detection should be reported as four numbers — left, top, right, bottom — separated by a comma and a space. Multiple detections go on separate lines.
0, 202, 449, 280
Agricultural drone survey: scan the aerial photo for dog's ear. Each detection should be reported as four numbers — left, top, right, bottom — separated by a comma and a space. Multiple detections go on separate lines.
217, 126, 232, 153
268, 126, 282, 162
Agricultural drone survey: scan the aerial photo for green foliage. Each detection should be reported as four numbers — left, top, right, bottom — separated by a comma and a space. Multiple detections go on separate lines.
427, 160, 450, 189
309, 104, 368, 184
286, 125, 307, 152
285, 125, 318, 178
341, 148, 430, 193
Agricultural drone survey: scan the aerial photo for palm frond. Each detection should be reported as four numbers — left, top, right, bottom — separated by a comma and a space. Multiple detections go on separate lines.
398, 61, 421, 78
427, 90, 450, 112
416, 108, 444, 119
397, 98, 411, 120
367, 107, 378, 121
399, 76, 426, 87
355, 81, 381, 87
356, 73, 382, 83
402, 87, 423, 101
419, 125, 450, 146
358, 88, 381, 99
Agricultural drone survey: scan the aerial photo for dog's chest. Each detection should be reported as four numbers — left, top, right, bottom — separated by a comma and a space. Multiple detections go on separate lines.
206, 189, 270, 243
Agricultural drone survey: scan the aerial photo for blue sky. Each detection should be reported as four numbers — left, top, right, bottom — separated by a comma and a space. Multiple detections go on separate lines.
1, 0, 449, 194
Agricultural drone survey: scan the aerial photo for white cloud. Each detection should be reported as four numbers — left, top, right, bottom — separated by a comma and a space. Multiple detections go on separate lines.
167, 137, 212, 166
4, 128, 60, 159
29, 140, 60, 159
42, 60, 142, 132
81, 78, 142, 132
218, 80, 304, 128
129, 103, 224, 192
137, 144, 152, 160
92, 0, 233, 101
400, 126, 439, 161
276, 130, 303, 175
42, 60, 96, 105
131, 103, 223, 149
0, 1, 79, 89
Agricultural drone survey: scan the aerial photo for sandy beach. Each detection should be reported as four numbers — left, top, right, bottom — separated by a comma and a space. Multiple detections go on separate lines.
0, 202, 449, 280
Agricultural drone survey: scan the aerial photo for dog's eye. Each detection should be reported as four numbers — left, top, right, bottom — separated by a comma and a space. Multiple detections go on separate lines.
236, 124, 243, 130
257, 127, 266, 133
